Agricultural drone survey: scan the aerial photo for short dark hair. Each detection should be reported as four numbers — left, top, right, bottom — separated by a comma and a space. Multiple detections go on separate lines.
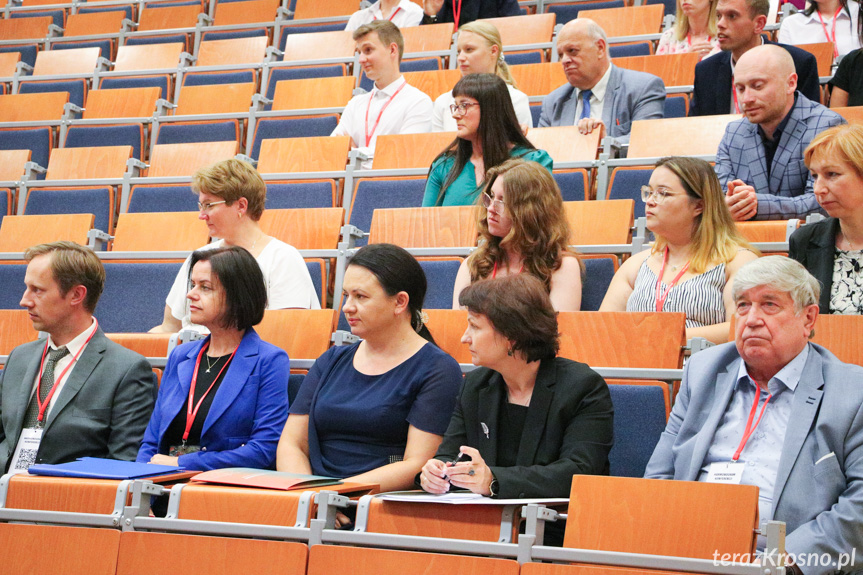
189, 246, 267, 330
353, 20, 405, 60
24, 241, 105, 312
458, 275, 559, 362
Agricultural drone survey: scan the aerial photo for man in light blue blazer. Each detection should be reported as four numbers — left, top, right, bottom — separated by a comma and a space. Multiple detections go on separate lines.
537, 18, 665, 144
715, 45, 845, 221
645, 257, 863, 575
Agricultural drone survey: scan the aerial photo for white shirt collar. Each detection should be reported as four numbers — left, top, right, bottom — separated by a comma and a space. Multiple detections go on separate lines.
586, 64, 613, 102
372, 75, 406, 97
370, 0, 410, 19
48, 317, 98, 357
799, 5, 853, 23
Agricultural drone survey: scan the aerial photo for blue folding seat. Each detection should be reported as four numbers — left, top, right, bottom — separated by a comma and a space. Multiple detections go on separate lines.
277, 24, 348, 53
0, 128, 51, 176
419, 259, 461, 309
546, 0, 625, 25
664, 95, 688, 119
0, 45, 37, 69
19, 79, 88, 109
201, 28, 268, 42
288, 373, 304, 404
11, 10, 64, 29
347, 178, 427, 246
646, 0, 673, 17
553, 171, 588, 202
24, 187, 114, 235
97, 262, 183, 332
52, 39, 114, 61
0, 264, 26, 308
78, 4, 135, 21
305, 259, 324, 306
182, 70, 256, 87
530, 103, 542, 128
607, 167, 652, 219
504, 51, 543, 66
0, 188, 10, 230
607, 383, 667, 477
65, 125, 146, 161
581, 256, 616, 311
609, 42, 653, 58
250, 116, 339, 160
100, 76, 171, 101
264, 65, 346, 108
266, 182, 335, 209
125, 34, 188, 48
128, 184, 197, 212
155, 121, 240, 146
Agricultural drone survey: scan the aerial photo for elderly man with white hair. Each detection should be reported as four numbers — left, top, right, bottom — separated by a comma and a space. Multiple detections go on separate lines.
537, 18, 666, 143
646, 256, 863, 575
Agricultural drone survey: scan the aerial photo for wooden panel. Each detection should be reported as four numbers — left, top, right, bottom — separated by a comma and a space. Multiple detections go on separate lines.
0, 524, 119, 575
0, 149, 31, 180
214, 0, 279, 25
0, 92, 68, 122
106, 333, 172, 357
65, 11, 126, 37
0, 214, 94, 251
557, 311, 685, 368
258, 208, 345, 250
812, 314, 863, 367
628, 114, 742, 158
0, 309, 38, 355
282, 30, 356, 62
138, 4, 201, 31
372, 132, 456, 170
425, 309, 470, 363
612, 53, 700, 87
46, 145, 132, 180
523, 564, 711, 575
797, 42, 834, 77
257, 136, 351, 173
402, 68, 462, 101
564, 200, 633, 245
482, 13, 556, 46
33, 47, 100, 76
528, 125, 602, 162
579, 5, 665, 37
112, 211, 208, 251
272, 75, 356, 110
293, 0, 357, 19
253, 309, 336, 357
0, 51, 20, 77
835, 106, 863, 125
565, 476, 759, 558
736, 220, 798, 243
402, 23, 452, 53
84, 87, 161, 119
365, 498, 514, 541
148, 141, 238, 177
369, 206, 480, 248
0, 16, 52, 41
510, 62, 567, 97
117, 532, 307, 575
176, 82, 256, 115
5, 474, 123, 513
308, 545, 520, 575
114, 43, 184, 72
196, 36, 268, 67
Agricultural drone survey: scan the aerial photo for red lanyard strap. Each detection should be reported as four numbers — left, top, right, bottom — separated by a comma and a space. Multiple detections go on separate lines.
816, 8, 842, 59
452, 0, 463, 31
732, 383, 773, 461
654, 246, 690, 312
184, 341, 237, 443
731, 74, 741, 114
363, 81, 406, 147
35, 321, 98, 425
374, 6, 401, 21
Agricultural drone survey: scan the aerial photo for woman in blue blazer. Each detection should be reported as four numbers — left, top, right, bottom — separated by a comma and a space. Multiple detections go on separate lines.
137, 246, 289, 471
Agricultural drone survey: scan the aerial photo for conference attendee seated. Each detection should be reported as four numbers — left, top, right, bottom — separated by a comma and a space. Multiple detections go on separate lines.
278, 244, 462, 519
138, 247, 288, 470
452, 159, 583, 311
656, 0, 721, 59
345, 0, 424, 32
715, 45, 845, 221
689, 0, 821, 116
778, 0, 861, 59
537, 18, 666, 144
829, 47, 863, 107
790, 124, 863, 315
151, 159, 319, 334
331, 20, 433, 168
420, 0, 520, 25
645, 256, 863, 574
1, 242, 156, 474
600, 157, 757, 344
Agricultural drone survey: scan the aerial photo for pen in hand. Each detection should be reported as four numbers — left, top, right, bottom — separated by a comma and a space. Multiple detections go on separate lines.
443, 451, 472, 481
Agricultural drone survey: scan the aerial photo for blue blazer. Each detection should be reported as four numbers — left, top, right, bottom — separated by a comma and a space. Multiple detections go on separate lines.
537, 64, 666, 143
645, 343, 863, 574
137, 328, 289, 471
715, 93, 845, 220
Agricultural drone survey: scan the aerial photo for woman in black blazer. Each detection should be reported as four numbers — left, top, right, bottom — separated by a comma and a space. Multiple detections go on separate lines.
419, 274, 613, 501
789, 124, 863, 315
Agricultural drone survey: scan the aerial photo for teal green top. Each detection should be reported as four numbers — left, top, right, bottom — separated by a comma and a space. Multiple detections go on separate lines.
421, 146, 554, 207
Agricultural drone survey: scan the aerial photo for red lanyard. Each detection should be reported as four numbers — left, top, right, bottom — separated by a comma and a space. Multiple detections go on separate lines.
686, 33, 712, 47
183, 341, 237, 443
816, 7, 842, 59
364, 81, 406, 147
452, 0, 463, 31
491, 260, 524, 278
732, 383, 773, 461
34, 320, 98, 426
374, 5, 401, 21
731, 75, 741, 114
654, 246, 690, 312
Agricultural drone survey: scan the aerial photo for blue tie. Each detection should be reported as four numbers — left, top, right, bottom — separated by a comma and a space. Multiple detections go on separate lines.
579, 89, 592, 120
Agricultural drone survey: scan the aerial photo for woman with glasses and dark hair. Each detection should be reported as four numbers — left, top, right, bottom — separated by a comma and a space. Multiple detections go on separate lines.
422, 73, 552, 207
600, 156, 758, 344
151, 159, 319, 334
277, 244, 462, 503
452, 158, 582, 311
138, 246, 289, 470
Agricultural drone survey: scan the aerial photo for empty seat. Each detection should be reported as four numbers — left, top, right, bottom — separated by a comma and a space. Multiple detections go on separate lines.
0, 214, 94, 251
127, 184, 197, 212
348, 177, 427, 246
24, 187, 113, 235
419, 258, 462, 309
112, 211, 208, 251
546, 0, 625, 24
155, 82, 255, 148
607, 383, 668, 477
266, 181, 336, 209
580, 255, 617, 311
147, 141, 238, 177
256, 137, 350, 173
579, 5, 665, 37
97, 262, 183, 332
369, 206, 479, 248
250, 116, 339, 160
613, 53, 700, 88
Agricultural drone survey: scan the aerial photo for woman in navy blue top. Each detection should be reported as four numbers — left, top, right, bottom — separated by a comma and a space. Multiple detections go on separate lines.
277, 244, 462, 494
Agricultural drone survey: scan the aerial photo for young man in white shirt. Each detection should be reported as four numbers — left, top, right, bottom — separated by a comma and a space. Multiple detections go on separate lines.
331, 20, 433, 168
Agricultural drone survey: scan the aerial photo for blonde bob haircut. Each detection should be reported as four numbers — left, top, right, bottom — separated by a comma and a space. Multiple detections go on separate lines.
651, 156, 755, 273
467, 158, 578, 292
804, 123, 863, 178
457, 21, 517, 88
672, 0, 718, 42
191, 159, 267, 221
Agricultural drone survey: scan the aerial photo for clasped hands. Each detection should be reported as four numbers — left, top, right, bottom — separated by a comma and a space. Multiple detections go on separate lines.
726, 179, 758, 221
420, 446, 493, 496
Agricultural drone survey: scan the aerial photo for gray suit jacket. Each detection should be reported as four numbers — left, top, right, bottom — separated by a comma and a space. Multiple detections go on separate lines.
645, 342, 863, 574
0, 328, 157, 472
537, 64, 666, 143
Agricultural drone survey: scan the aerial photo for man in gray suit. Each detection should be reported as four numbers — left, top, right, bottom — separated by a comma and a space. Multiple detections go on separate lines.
537, 18, 665, 143
0, 242, 156, 473
645, 257, 863, 575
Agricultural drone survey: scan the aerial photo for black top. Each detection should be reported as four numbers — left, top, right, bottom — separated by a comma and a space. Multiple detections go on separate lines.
788, 217, 841, 314
420, 0, 520, 25
758, 95, 796, 178
496, 400, 529, 468
830, 49, 863, 107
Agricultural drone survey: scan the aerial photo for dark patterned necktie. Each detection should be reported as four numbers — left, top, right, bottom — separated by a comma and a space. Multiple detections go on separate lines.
22, 346, 70, 428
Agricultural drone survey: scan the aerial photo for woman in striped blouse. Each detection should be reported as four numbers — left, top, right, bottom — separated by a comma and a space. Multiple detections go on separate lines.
600, 156, 758, 344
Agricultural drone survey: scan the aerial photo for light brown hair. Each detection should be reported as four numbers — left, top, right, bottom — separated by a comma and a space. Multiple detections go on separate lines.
191, 159, 267, 221
24, 241, 105, 312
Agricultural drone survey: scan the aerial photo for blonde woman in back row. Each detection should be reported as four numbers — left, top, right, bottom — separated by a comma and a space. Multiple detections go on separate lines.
431, 21, 533, 132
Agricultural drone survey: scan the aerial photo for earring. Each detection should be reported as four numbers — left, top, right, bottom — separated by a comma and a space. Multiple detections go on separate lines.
507, 347, 514, 357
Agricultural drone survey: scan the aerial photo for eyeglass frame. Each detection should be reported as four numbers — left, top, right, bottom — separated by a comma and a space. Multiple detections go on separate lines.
198, 200, 227, 212
639, 185, 680, 204
449, 101, 480, 116
481, 191, 505, 212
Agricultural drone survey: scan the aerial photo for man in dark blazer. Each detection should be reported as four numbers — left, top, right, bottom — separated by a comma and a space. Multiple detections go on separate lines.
420, 0, 520, 25
689, 0, 820, 117
0, 242, 156, 473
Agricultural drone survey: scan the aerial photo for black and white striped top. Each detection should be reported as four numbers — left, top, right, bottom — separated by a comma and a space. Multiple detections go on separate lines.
626, 260, 727, 328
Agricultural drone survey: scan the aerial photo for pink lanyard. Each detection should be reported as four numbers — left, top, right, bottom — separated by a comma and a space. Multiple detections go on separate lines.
732, 384, 773, 461
364, 82, 406, 147
654, 246, 690, 312
491, 260, 524, 278
373, 6, 401, 21
731, 75, 741, 114
183, 341, 237, 443
686, 33, 712, 47
452, 0, 463, 31
34, 320, 98, 426
816, 7, 842, 59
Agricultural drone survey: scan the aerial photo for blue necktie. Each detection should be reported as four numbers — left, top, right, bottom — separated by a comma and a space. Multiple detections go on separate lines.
579, 89, 592, 120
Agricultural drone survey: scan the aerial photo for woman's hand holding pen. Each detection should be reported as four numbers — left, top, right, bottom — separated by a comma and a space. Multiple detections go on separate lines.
445, 447, 493, 496
419, 458, 451, 494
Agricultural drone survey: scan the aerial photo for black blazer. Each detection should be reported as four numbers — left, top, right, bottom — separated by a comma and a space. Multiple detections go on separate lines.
789, 217, 840, 314
422, 0, 521, 24
434, 357, 613, 499
689, 41, 820, 117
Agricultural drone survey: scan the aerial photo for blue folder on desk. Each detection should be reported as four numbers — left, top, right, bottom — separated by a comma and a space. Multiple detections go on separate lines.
28, 457, 187, 480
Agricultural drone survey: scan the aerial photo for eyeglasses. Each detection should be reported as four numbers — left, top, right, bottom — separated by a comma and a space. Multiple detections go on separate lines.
481, 192, 505, 212
449, 101, 479, 116
640, 186, 678, 204
197, 200, 227, 212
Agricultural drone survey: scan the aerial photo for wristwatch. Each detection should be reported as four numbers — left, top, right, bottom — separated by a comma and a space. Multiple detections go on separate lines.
489, 476, 499, 498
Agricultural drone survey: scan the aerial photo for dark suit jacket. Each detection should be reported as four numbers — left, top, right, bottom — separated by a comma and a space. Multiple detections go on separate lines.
434, 357, 613, 499
0, 328, 157, 472
789, 217, 840, 313
421, 0, 521, 24
689, 41, 820, 117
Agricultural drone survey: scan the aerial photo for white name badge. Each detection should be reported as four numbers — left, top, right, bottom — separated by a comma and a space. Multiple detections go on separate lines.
8, 427, 43, 473
706, 461, 745, 484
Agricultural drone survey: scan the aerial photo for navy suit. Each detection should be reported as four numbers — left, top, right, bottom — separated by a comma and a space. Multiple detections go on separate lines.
137, 328, 289, 470
421, 0, 520, 24
689, 41, 821, 117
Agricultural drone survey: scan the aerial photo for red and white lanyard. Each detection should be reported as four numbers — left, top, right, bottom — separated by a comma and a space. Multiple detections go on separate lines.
686, 33, 712, 47
816, 7, 843, 59
364, 81, 406, 147
373, 5, 402, 21
182, 341, 237, 444
732, 383, 773, 461
654, 246, 690, 312
452, 0, 463, 31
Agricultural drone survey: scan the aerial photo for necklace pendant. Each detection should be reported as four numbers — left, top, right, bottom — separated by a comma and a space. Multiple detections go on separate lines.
206, 368, 211, 373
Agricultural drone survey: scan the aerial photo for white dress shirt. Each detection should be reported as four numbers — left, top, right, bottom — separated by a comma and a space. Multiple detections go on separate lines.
574, 63, 613, 123
432, 83, 534, 131
778, 2, 861, 58
345, 0, 425, 32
